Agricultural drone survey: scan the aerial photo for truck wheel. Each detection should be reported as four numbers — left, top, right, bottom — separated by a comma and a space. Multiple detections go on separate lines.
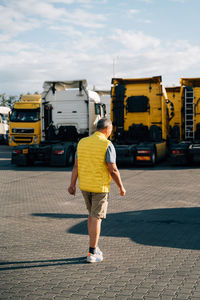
66, 148, 74, 166
151, 150, 156, 166
27, 157, 34, 166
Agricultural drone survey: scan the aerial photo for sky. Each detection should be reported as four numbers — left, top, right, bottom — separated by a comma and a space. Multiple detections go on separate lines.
0, 0, 200, 95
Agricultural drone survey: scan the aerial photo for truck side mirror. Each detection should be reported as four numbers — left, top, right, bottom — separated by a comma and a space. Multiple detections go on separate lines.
102, 104, 107, 117
95, 103, 101, 115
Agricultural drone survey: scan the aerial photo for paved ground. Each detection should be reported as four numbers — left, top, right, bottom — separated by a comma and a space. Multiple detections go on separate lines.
1, 145, 200, 300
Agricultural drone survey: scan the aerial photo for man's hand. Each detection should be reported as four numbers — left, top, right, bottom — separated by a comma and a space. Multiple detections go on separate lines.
119, 186, 126, 196
68, 158, 78, 196
107, 162, 126, 196
68, 185, 76, 195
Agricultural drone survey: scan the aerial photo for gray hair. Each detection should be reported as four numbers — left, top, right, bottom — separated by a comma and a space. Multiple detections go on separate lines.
97, 118, 112, 130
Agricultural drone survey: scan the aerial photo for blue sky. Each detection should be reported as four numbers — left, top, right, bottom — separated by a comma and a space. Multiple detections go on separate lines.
0, 0, 200, 95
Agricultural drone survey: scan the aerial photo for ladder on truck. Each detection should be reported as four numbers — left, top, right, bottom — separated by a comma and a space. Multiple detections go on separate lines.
184, 87, 194, 140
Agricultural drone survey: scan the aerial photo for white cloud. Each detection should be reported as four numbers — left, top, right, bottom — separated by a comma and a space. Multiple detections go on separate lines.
0, 35, 110, 93
136, 0, 153, 3
1, 27, 200, 94
63, 8, 106, 28
0, 40, 37, 54
109, 30, 200, 87
129, 9, 140, 14
0, 4, 40, 36
170, 0, 185, 3
11, 0, 68, 21
47, 0, 74, 3
0, 34, 11, 43
0, 0, 106, 40
77, 0, 93, 3
0, 1, 199, 94
49, 25, 83, 37
22, 2, 65, 20
112, 29, 160, 52
137, 19, 152, 23
127, 8, 151, 23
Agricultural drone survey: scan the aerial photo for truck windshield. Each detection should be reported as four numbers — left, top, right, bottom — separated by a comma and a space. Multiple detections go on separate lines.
10, 109, 40, 122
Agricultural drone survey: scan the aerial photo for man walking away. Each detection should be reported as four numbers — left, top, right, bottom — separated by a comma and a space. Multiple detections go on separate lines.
68, 118, 126, 263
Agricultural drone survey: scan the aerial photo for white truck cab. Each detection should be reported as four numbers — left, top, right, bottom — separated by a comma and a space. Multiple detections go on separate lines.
42, 80, 106, 141
12, 80, 107, 167
0, 106, 11, 143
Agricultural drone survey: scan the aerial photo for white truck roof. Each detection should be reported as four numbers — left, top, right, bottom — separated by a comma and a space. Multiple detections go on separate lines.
43, 80, 87, 91
42, 80, 100, 103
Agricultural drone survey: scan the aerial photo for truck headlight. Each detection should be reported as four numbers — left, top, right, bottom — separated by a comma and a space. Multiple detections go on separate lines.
33, 136, 38, 144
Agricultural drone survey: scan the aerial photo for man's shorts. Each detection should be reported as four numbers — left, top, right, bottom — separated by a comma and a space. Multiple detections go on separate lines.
81, 191, 108, 219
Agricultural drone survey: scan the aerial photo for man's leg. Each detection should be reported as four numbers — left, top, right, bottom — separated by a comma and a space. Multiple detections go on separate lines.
88, 215, 102, 248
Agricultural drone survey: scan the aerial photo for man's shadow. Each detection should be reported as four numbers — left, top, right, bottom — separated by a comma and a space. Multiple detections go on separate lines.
0, 257, 87, 271
4, 208, 199, 270
33, 207, 200, 250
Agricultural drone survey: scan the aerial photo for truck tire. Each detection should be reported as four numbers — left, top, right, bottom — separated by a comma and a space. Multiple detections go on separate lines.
151, 149, 156, 166
66, 148, 74, 166
27, 157, 34, 166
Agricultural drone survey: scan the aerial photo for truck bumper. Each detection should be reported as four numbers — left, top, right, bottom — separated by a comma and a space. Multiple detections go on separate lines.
11, 142, 76, 167
12, 147, 28, 166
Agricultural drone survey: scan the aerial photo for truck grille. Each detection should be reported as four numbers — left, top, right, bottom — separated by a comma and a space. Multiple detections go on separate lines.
12, 128, 34, 134
13, 137, 33, 143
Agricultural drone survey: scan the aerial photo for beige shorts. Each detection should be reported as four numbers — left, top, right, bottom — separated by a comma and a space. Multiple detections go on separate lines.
81, 190, 108, 219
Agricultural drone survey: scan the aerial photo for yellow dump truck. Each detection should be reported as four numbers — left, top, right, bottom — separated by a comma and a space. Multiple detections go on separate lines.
111, 76, 168, 166
167, 78, 200, 164
9, 94, 41, 146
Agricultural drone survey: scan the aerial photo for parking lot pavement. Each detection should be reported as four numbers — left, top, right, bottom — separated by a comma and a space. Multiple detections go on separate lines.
1, 144, 200, 300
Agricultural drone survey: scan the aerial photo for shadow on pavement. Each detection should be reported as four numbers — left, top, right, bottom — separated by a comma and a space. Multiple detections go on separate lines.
0, 257, 87, 271
1, 162, 200, 171
32, 213, 87, 219
0, 161, 74, 172
33, 207, 200, 250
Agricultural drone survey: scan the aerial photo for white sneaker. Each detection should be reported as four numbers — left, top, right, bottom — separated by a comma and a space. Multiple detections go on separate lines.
87, 248, 103, 263
95, 247, 103, 256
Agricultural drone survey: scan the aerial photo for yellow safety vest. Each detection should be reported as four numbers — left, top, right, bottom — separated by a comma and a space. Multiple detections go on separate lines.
77, 131, 112, 193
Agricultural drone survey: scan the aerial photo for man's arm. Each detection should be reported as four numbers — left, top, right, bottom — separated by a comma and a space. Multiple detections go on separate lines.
68, 158, 78, 195
107, 162, 126, 196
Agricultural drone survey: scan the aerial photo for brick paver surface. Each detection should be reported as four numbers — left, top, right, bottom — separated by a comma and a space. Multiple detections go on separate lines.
0, 145, 200, 300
